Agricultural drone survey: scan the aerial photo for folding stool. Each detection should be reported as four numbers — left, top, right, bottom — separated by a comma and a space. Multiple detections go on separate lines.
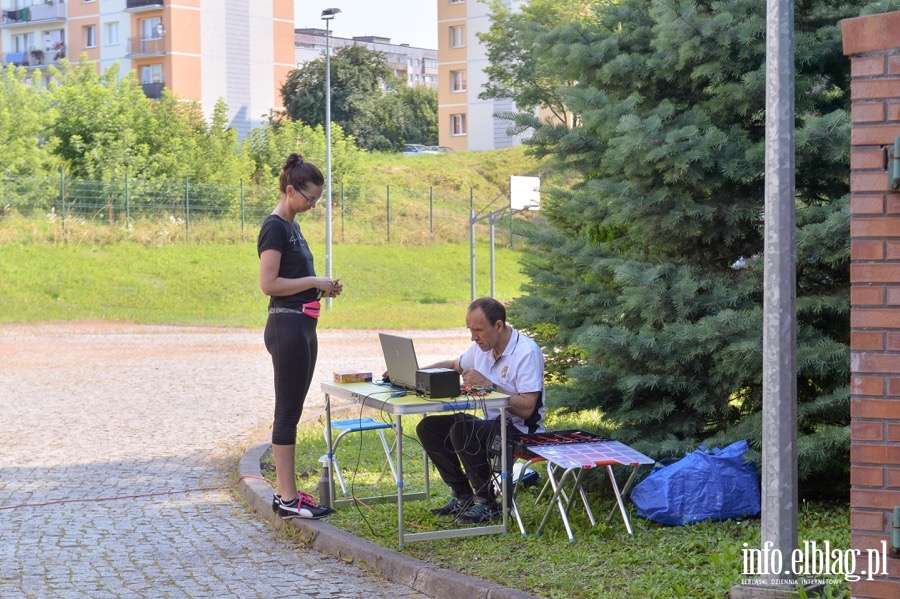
326, 417, 398, 497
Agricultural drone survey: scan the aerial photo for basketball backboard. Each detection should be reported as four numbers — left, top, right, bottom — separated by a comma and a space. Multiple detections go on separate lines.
510, 176, 541, 211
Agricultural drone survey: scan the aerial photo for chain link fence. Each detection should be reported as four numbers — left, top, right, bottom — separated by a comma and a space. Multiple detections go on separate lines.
0, 174, 535, 246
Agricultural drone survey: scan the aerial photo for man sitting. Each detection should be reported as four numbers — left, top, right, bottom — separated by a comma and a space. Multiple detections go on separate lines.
415, 297, 545, 525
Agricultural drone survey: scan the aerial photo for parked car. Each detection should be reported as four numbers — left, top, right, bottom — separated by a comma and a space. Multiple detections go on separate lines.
402, 144, 440, 156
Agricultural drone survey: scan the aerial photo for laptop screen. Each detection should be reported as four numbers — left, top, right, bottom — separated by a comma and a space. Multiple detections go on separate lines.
378, 333, 419, 390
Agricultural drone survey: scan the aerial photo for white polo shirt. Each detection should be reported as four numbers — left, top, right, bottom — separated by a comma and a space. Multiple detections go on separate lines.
458, 326, 545, 433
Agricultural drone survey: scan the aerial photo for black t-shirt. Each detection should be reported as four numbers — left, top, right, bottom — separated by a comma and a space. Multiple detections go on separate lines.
256, 215, 318, 309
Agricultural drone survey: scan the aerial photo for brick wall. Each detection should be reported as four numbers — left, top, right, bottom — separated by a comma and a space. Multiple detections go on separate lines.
843, 10, 900, 599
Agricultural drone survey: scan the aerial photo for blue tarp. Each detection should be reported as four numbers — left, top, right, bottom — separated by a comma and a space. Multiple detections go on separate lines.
630, 439, 761, 526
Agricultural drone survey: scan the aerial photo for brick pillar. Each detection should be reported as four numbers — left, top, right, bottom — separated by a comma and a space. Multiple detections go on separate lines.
843, 10, 900, 599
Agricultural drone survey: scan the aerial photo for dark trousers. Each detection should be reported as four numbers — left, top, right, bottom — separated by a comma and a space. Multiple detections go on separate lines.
264, 312, 318, 445
417, 413, 511, 503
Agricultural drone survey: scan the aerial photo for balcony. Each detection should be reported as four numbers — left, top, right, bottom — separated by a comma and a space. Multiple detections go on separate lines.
27, 43, 65, 67
141, 82, 164, 99
127, 36, 165, 57
1, 1, 66, 28
2, 43, 64, 68
126, 0, 165, 11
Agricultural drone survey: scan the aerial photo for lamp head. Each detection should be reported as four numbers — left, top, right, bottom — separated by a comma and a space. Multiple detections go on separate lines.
321, 8, 341, 20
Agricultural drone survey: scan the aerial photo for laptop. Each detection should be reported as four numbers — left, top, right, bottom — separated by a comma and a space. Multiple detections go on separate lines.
378, 333, 420, 391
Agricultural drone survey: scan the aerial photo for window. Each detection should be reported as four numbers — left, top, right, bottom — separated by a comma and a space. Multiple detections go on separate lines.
104, 22, 119, 45
449, 25, 465, 48
42, 29, 64, 47
450, 0, 465, 4
450, 69, 466, 92
140, 64, 163, 84
84, 25, 96, 48
14, 33, 34, 53
141, 16, 163, 40
451, 114, 467, 136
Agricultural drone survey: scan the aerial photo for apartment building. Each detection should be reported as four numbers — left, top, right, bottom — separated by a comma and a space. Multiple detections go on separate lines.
437, 0, 526, 151
295, 28, 437, 89
0, 0, 295, 137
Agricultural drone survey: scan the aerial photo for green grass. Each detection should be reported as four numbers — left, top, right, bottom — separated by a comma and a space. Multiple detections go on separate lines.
270, 411, 852, 599
0, 242, 529, 328
1, 146, 559, 246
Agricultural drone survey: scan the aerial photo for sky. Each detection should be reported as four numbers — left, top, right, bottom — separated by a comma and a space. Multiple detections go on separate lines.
294, 1, 439, 50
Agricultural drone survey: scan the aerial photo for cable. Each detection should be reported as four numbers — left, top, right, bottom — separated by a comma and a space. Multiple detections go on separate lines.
0, 485, 231, 511
340, 388, 418, 538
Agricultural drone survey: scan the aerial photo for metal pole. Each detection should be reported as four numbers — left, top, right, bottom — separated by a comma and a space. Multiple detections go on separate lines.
60, 170, 66, 235
470, 190, 476, 301
324, 14, 335, 309
125, 173, 130, 225
762, 0, 797, 583
733, 0, 798, 594
184, 176, 190, 240
386, 184, 391, 243
489, 211, 496, 298
240, 178, 245, 242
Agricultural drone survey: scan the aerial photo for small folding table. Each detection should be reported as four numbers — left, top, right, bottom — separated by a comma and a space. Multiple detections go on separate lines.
512, 432, 655, 541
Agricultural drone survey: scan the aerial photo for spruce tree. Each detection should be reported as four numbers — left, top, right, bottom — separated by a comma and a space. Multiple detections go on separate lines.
504, 0, 868, 495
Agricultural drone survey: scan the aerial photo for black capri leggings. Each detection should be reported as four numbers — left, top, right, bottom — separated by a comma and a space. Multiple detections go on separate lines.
264, 311, 318, 446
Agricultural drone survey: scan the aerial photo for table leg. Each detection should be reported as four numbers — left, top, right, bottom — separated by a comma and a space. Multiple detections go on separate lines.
606, 465, 633, 536
536, 465, 576, 542
607, 465, 640, 526
500, 408, 508, 532
563, 468, 595, 527
396, 414, 405, 548
324, 392, 334, 509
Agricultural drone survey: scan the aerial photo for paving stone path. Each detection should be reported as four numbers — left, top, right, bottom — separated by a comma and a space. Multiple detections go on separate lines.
0, 322, 469, 599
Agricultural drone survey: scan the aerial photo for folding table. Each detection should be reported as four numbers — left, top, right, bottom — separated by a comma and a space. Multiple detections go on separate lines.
510, 432, 655, 541
320, 380, 511, 547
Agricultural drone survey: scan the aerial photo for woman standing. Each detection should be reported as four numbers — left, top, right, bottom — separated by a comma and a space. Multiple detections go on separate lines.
258, 153, 342, 519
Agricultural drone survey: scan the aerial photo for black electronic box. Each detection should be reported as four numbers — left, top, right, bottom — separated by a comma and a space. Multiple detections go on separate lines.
415, 368, 460, 399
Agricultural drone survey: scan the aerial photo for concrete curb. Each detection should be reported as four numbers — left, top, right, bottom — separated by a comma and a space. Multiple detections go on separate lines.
238, 440, 542, 599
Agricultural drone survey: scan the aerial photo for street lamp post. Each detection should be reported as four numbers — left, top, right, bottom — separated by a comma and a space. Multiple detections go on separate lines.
321, 7, 341, 308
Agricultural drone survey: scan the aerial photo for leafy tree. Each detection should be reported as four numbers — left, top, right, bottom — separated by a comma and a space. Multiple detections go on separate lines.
46, 58, 253, 185
504, 0, 861, 496
0, 64, 53, 175
140, 90, 209, 181
281, 45, 437, 151
479, 0, 604, 129
46, 59, 155, 180
244, 117, 364, 197
282, 45, 390, 144
190, 99, 254, 186
395, 84, 438, 146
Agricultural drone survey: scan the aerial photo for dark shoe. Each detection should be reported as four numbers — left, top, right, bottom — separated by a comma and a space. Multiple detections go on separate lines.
272, 494, 281, 514
430, 496, 470, 516
454, 500, 501, 525
275, 491, 335, 519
